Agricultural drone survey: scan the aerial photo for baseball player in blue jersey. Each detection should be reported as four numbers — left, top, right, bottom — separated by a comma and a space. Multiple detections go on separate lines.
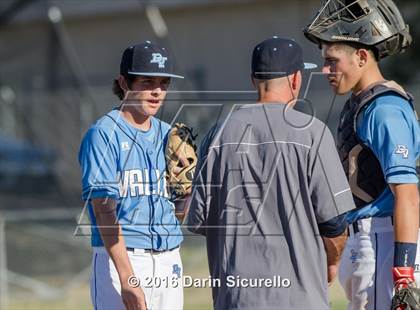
79, 41, 185, 310
304, 1, 420, 309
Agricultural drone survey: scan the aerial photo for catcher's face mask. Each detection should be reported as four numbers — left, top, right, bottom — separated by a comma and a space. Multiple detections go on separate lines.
303, 0, 412, 60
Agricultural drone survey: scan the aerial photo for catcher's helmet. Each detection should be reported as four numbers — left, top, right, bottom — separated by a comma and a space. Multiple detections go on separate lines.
303, 0, 412, 60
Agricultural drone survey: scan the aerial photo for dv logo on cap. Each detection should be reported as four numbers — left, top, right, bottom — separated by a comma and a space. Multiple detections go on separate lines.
150, 53, 167, 68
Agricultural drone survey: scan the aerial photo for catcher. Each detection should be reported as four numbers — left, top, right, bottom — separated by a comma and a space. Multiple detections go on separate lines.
79, 41, 196, 310
303, 0, 420, 309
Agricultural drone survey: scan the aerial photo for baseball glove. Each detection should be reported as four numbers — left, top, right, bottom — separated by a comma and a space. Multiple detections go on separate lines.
165, 123, 197, 200
391, 286, 420, 310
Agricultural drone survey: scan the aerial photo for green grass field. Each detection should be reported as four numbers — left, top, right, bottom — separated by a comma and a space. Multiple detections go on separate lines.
8, 238, 347, 310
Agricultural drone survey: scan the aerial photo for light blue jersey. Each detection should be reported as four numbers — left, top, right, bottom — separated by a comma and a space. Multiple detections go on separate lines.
79, 108, 183, 250
346, 94, 420, 223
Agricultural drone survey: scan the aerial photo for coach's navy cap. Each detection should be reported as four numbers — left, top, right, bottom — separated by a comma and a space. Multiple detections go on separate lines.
120, 41, 184, 79
252, 37, 317, 80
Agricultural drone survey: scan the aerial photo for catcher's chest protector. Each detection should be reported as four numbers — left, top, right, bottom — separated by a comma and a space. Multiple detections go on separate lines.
336, 81, 416, 208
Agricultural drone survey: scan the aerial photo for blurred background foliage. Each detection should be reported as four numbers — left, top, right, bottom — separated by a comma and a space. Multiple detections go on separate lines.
386, 0, 420, 84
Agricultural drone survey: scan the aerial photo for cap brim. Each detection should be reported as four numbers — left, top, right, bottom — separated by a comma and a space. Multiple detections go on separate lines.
127, 71, 184, 79
303, 63, 318, 70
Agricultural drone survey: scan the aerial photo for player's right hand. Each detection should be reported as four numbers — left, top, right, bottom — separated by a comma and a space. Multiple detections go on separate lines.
121, 281, 147, 310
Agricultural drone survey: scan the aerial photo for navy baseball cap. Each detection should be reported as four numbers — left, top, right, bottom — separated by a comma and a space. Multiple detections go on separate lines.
120, 41, 184, 79
252, 37, 317, 80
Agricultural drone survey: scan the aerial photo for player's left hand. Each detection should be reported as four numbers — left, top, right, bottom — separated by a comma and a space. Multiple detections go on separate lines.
165, 123, 197, 199
173, 151, 193, 195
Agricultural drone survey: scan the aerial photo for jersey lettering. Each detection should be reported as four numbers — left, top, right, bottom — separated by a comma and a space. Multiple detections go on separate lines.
118, 169, 169, 199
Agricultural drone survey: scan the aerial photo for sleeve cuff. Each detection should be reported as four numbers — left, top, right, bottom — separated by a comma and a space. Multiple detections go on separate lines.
386, 171, 418, 184
334, 188, 357, 216
318, 213, 348, 238
82, 188, 119, 200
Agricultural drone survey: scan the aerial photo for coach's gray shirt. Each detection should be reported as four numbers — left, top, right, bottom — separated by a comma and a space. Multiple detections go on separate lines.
187, 103, 355, 310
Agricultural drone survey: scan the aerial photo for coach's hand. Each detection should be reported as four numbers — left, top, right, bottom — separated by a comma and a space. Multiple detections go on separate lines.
327, 264, 338, 286
121, 281, 147, 310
